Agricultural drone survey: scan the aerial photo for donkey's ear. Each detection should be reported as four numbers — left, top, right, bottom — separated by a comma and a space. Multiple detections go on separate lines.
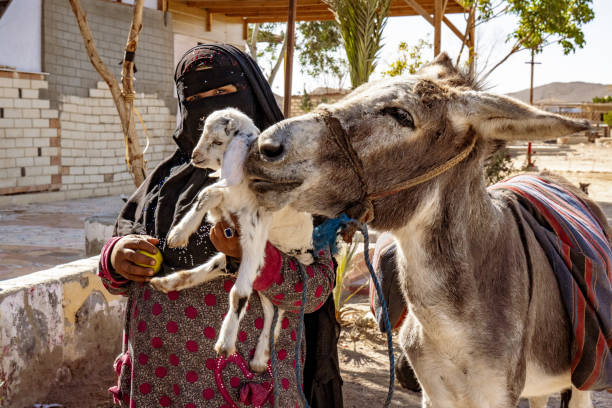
417, 52, 458, 81
450, 91, 589, 141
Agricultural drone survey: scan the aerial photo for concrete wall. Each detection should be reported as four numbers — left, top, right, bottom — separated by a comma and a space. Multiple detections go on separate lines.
0, 73, 177, 206
42, 0, 176, 112
0, 257, 126, 407
289, 92, 348, 117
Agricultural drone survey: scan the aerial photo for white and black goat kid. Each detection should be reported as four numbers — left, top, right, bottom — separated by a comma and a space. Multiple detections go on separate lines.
149, 108, 314, 373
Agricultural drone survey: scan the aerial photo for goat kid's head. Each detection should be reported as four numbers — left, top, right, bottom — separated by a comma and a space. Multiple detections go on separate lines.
191, 108, 259, 174
245, 54, 589, 229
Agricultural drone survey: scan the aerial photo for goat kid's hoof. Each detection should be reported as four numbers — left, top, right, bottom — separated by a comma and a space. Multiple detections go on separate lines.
149, 277, 173, 293
249, 357, 269, 374
166, 229, 190, 249
214, 339, 236, 358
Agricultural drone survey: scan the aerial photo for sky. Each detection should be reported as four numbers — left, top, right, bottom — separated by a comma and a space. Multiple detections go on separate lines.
271, 0, 612, 96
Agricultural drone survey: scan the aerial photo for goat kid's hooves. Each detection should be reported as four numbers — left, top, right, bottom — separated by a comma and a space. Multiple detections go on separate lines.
166, 230, 190, 249
148, 278, 173, 293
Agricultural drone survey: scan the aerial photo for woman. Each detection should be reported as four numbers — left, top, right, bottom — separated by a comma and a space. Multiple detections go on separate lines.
98, 44, 342, 407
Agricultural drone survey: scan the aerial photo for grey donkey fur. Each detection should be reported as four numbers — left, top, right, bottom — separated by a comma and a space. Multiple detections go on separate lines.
244, 53, 610, 407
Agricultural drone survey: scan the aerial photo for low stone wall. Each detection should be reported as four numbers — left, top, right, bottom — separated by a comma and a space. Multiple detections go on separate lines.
0, 257, 126, 407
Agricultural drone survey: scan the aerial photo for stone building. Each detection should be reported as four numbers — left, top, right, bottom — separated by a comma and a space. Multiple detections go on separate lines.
0, 0, 243, 205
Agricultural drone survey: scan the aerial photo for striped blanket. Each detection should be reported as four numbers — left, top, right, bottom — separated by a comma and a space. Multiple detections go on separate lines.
493, 175, 612, 391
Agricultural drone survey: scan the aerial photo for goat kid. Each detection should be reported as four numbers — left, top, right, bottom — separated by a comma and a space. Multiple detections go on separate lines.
150, 108, 314, 372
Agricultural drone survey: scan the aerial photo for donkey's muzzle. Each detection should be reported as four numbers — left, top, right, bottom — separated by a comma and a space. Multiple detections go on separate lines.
257, 129, 287, 162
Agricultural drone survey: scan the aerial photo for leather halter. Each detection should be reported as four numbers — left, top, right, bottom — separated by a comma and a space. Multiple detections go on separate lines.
318, 109, 478, 224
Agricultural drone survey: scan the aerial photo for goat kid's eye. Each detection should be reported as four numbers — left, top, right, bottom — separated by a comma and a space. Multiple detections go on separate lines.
212, 141, 223, 146
381, 107, 415, 129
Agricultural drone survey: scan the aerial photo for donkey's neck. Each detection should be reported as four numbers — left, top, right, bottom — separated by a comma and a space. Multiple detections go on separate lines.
391, 172, 500, 311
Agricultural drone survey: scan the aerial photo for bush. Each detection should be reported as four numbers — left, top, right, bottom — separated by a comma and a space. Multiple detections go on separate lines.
485, 147, 516, 185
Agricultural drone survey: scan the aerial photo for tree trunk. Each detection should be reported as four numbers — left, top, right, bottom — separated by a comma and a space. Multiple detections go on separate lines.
68, 0, 147, 187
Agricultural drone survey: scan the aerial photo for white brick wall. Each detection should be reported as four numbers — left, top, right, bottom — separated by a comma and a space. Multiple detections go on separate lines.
0, 72, 60, 195
56, 80, 176, 195
1, 72, 176, 201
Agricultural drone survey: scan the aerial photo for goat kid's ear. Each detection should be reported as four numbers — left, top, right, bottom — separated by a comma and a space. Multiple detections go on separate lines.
450, 91, 590, 142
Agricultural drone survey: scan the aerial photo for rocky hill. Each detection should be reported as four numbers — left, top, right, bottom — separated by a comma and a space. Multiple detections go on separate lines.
507, 82, 612, 104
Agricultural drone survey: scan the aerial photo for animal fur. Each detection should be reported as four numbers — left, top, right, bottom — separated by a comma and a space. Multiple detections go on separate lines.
244, 53, 606, 407
150, 108, 314, 372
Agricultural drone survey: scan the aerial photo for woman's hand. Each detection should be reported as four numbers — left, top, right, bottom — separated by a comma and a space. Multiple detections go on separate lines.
210, 215, 242, 259
110, 235, 160, 282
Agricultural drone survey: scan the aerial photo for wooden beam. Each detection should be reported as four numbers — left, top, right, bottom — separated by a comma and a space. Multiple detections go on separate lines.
242, 19, 248, 40
442, 16, 464, 42
434, 0, 442, 56
168, 1, 208, 19
402, 0, 433, 24
205, 8, 212, 31
284, 0, 297, 117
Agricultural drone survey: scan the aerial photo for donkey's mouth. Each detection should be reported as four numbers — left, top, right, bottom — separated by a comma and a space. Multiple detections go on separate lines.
249, 177, 303, 193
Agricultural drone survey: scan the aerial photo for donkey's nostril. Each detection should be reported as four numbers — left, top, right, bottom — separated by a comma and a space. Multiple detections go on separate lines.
260, 142, 285, 161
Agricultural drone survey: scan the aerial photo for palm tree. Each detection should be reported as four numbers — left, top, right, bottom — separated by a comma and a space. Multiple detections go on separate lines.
323, 0, 391, 88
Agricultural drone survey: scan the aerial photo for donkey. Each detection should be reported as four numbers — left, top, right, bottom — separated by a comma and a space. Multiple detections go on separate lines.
244, 54, 610, 407
150, 108, 314, 372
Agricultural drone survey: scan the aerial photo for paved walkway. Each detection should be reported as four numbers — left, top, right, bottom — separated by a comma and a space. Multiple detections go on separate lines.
0, 195, 124, 280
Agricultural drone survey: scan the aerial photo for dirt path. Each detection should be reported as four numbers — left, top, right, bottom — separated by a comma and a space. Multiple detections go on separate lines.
338, 303, 612, 408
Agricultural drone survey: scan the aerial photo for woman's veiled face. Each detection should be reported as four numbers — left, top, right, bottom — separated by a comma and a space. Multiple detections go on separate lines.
185, 84, 238, 103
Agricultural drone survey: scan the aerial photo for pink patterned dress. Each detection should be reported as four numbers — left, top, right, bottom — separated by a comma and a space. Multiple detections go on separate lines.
99, 239, 334, 408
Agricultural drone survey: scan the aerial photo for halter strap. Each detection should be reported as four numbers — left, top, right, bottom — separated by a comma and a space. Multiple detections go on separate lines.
318, 109, 478, 223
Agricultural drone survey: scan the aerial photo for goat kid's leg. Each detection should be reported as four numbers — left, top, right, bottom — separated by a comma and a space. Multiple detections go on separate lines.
149, 252, 227, 293
568, 387, 592, 408
251, 292, 274, 373
215, 210, 272, 357
528, 396, 548, 408
166, 188, 223, 248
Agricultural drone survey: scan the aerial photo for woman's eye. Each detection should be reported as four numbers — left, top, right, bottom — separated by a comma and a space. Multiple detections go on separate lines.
381, 107, 414, 129
215, 89, 225, 95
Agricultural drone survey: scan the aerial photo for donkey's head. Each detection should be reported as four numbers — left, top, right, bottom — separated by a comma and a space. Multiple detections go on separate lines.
245, 54, 588, 230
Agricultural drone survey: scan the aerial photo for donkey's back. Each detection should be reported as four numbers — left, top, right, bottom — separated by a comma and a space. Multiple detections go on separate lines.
490, 172, 612, 406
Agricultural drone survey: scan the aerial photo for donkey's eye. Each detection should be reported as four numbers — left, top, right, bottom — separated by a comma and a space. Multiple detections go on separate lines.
381, 107, 414, 129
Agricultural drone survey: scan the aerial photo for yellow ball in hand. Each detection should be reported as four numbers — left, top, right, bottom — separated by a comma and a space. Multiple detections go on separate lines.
136, 249, 163, 273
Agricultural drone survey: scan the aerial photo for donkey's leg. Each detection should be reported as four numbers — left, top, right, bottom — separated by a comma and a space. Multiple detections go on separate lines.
149, 252, 227, 293
251, 292, 274, 373
215, 210, 273, 357
167, 188, 223, 248
568, 387, 592, 408
528, 396, 548, 408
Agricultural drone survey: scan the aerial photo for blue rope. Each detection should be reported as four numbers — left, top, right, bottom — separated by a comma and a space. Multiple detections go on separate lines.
295, 263, 310, 408
296, 215, 395, 407
269, 305, 280, 408
355, 222, 395, 407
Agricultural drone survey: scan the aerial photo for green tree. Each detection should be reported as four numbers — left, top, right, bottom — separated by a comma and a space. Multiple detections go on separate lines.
323, 0, 391, 88
383, 38, 432, 77
593, 96, 612, 103
247, 21, 347, 89
296, 21, 347, 89
465, 0, 595, 80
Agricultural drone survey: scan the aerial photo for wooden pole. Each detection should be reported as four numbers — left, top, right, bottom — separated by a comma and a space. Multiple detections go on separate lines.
433, 0, 442, 56
283, 0, 297, 117
467, 5, 475, 76
529, 49, 535, 105
68, 0, 147, 186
